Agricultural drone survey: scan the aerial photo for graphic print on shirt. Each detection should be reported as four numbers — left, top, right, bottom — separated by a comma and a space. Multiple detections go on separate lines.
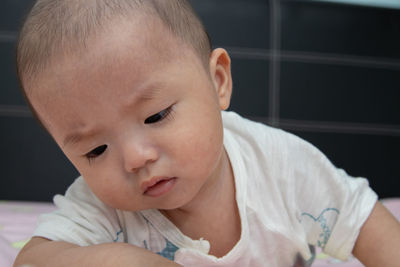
300, 208, 340, 249
143, 238, 179, 261
113, 229, 123, 242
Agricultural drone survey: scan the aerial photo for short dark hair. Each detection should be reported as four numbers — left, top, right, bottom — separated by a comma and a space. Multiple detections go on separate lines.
16, 0, 211, 93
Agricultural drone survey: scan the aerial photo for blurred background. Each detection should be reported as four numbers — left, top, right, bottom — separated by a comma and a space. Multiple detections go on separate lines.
0, 0, 399, 202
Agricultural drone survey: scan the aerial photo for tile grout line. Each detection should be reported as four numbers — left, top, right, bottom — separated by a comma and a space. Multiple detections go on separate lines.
0, 31, 17, 42
226, 47, 271, 60
0, 105, 32, 117
250, 116, 400, 136
225, 47, 400, 70
280, 50, 400, 70
268, 0, 281, 127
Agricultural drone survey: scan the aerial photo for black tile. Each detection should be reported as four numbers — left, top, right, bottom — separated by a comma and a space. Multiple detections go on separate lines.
229, 58, 269, 117
0, 0, 35, 32
287, 130, 400, 198
0, 117, 78, 201
281, 1, 400, 59
191, 0, 270, 49
280, 62, 400, 125
0, 42, 26, 105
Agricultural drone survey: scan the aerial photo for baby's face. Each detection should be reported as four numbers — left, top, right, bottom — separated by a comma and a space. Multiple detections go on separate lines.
28, 19, 232, 211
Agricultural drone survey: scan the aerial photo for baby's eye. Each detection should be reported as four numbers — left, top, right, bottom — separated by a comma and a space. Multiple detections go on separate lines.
145, 107, 172, 124
86, 145, 107, 160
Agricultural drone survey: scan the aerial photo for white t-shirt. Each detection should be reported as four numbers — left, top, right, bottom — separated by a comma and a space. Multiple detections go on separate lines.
34, 111, 377, 266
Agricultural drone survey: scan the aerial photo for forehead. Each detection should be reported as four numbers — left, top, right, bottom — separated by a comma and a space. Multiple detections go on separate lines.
27, 16, 204, 133
30, 16, 180, 97
30, 14, 184, 86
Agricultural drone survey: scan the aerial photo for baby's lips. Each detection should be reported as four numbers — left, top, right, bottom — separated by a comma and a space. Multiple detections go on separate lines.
141, 176, 174, 193
143, 178, 177, 197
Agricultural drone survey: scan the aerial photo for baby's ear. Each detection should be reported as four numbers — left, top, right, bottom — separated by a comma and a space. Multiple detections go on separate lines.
209, 48, 233, 110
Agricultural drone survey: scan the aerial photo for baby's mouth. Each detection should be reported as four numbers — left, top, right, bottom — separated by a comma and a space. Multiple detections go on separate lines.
142, 177, 177, 197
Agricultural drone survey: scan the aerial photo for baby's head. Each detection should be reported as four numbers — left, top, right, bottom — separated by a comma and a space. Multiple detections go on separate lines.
17, 0, 212, 90
17, 0, 233, 211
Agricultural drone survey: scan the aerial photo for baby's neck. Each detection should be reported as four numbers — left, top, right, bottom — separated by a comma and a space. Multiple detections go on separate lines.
161, 150, 241, 257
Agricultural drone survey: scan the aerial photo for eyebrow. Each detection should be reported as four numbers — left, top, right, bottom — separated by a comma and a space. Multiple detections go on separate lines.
62, 84, 164, 148
62, 129, 99, 148
63, 134, 80, 147
133, 83, 164, 103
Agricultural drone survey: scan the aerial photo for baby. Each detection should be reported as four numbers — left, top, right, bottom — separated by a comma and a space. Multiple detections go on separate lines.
14, 0, 400, 266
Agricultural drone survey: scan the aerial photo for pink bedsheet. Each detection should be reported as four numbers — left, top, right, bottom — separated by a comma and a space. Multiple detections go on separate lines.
1, 199, 399, 266
0, 201, 55, 267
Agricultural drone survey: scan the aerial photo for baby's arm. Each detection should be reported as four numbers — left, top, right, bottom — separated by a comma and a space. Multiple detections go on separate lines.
352, 201, 400, 267
14, 237, 182, 267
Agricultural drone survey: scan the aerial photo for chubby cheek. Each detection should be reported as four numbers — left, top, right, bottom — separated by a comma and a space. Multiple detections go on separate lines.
73, 161, 141, 210
173, 114, 224, 180
88, 177, 141, 210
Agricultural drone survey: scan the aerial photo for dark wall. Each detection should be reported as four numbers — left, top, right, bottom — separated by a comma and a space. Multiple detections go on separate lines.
1, 0, 399, 201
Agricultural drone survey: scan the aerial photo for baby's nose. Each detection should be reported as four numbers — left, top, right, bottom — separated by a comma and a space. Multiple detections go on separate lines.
122, 139, 159, 173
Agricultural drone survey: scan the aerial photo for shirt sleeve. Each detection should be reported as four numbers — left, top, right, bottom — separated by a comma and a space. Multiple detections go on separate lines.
283, 132, 378, 261
33, 177, 124, 246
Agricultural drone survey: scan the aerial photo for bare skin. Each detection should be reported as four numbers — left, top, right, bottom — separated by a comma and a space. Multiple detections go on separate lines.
14, 237, 182, 267
160, 149, 241, 257
352, 201, 400, 267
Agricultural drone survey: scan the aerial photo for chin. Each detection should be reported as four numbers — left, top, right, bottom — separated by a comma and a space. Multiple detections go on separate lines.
157, 196, 191, 211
